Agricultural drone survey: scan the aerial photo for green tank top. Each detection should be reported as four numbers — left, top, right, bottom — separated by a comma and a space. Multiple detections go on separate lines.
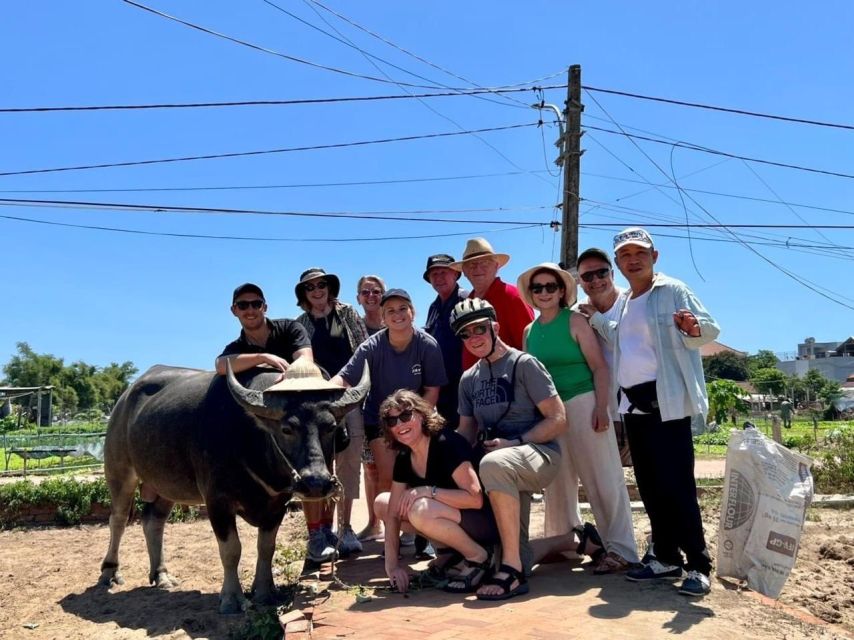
526, 307, 594, 401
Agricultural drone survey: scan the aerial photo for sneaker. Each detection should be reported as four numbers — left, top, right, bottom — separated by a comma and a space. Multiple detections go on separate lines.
399, 532, 416, 547
337, 525, 363, 555
626, 559, 684, 582
640, 542, 656, 565
306, 528, 337, 563
678, 570, 711, 596
414, 536, 436, 560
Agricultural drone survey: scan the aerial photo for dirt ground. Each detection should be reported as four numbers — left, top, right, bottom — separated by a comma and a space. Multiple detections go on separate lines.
0, 500, 852, 640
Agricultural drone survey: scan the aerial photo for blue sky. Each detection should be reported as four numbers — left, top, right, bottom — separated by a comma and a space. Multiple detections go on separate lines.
2, 1, 852, 376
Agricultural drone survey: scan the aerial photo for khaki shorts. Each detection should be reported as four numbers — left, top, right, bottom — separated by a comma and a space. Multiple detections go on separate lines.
335, 409, 364, 500
479, 443, 560, 500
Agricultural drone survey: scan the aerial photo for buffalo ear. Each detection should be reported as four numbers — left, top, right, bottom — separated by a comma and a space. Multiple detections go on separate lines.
226, 360, 285, 421
329, 363, 370, 421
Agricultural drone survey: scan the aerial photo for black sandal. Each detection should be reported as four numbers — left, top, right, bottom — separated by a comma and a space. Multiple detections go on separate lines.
443, 552, 492, 594
573, 522, 606, 562
427, 549, 465, 581
475, 563, 529, 601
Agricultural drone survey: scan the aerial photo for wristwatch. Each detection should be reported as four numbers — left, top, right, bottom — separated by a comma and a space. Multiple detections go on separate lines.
431, 485, 438, 498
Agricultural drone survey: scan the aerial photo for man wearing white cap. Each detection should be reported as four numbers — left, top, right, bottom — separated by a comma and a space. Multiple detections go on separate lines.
588, 227, 720, 597
450, 238, 534, 371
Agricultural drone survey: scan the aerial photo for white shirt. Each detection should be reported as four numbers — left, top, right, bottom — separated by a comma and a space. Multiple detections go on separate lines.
617, 289, 658, 398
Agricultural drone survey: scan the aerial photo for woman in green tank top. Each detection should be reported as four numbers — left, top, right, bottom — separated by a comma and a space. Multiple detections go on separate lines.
517, 262, 639, 574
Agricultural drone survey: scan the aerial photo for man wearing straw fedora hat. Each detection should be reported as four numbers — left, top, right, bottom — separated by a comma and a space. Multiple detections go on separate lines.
450, 238, 534, 371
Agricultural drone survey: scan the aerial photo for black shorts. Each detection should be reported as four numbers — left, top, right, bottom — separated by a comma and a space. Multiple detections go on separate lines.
459, 507, 499, 546
365, 423, 382, 442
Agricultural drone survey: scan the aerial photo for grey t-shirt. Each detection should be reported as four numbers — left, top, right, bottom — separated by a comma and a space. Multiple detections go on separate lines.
339, 328, 448, 425
459, 348, 559, 452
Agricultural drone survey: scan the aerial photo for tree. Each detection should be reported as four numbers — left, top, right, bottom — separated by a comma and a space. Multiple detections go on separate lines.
707, 379, 749, 424
703, 352, 749, 381
2, 343, 137, 418
750, 367, 788, 397
747, 349, 779, 376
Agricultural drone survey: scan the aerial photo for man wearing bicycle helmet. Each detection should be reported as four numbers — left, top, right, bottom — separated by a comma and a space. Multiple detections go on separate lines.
453, 298, 569, 601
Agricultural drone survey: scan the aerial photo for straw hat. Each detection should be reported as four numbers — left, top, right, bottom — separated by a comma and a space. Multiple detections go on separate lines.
516, 262, 577, 309
264, 358, 345, 392
448, 238, 510, 271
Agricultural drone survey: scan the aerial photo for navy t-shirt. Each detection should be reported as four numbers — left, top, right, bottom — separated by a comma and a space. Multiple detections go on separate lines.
338, 328, 447, 426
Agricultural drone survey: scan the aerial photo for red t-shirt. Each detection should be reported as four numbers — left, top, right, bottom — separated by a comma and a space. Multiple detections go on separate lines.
462, 277, 535, 370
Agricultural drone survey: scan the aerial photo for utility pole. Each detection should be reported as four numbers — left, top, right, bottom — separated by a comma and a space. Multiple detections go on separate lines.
560, 64, 583, 270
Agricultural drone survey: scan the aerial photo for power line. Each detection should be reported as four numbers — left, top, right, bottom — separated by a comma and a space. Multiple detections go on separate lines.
289, 0, 555, 188
0, 197, 554, 225
583, 85, 854, 132
122, 0, 448, 90
583, 91, 854, 311
0, 169, 554, 194
580, 221, 853, 230
0, 212, 543, 243
264, 0, 526, 111
0, 86, 563, 114
583, 172, 854, 217
0, 122, 538, 178
585, 124, 854, 181
305, 0, 565, 94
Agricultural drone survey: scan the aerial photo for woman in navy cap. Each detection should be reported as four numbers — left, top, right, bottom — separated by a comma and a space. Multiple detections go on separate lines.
332, 288, 448, 554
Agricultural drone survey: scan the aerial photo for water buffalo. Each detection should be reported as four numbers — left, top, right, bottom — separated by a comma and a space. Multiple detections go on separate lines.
98, 359, 369, 613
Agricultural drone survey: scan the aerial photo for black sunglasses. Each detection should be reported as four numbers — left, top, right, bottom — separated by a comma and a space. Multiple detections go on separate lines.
579, 268, 611, 283
382, 409, 414, 428
360, 288, 383, 297
303, 280, 328, 292
235, 299, 264, 310
458, 324, 490, 341
529, 282, 561, 294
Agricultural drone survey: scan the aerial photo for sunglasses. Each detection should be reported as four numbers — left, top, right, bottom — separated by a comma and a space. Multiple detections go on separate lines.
579, 268, 611, 283
458, 323, 490, 341
382, 409, 414, 428
303, 280, 328, 292
234, 299, 264, 310
360, 288, 383, 297
529, 282, 561, 294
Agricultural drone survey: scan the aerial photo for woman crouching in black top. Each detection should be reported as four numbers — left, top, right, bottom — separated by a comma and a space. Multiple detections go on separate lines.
375, 389, 497, 594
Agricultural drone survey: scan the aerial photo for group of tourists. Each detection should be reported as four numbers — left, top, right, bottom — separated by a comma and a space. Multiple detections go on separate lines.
214, 225, 720, 601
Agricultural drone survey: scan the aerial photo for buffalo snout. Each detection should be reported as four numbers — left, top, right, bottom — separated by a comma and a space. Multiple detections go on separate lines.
293, 467, 337, 501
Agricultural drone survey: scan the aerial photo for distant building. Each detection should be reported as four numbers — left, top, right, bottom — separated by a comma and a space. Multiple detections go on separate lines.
699, 340, 748, 358
777, 336, 854, 383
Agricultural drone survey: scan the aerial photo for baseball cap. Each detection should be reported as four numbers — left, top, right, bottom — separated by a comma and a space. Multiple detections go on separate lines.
232, 282, 265, 303
613, 227, 654, 252
380, 288, 412, 305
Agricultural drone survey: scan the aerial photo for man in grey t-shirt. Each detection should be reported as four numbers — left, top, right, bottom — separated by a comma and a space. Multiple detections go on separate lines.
453, 299, 566, 601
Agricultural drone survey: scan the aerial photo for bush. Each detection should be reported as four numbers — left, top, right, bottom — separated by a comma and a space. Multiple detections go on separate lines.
812, 428, 854, 494
694, 431, 730, 447
0, 477, 110, 527
782, 433, 815, 451
0, 477, 202, 528
0, 415, 18, 434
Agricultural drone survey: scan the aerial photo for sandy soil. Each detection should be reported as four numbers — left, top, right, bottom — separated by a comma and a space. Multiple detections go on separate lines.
0, 501, 851, 640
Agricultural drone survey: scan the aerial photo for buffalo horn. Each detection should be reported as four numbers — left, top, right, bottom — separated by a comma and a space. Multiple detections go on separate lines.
329, 363, 371, 420
226, 361, 285, 420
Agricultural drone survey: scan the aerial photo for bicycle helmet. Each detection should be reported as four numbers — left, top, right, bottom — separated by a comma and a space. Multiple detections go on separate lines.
450, 298, 496, 335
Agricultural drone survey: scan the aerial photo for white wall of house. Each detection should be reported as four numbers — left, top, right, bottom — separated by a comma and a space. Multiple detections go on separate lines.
777, 357, 854, 383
